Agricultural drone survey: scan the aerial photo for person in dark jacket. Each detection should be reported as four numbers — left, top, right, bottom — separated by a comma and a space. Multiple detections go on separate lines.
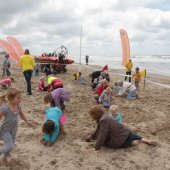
91, 71, 102, 83
86, 106, 157, 150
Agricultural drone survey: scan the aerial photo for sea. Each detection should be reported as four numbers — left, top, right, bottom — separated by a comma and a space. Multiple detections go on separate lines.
73, 55, 170, 77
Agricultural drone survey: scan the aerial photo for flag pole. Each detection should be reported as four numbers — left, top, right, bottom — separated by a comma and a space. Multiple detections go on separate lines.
144, 69, 146, 89
79, 24, 82, 72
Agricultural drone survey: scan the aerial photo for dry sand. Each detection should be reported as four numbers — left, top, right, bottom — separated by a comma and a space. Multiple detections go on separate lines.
0, 55, 170, 170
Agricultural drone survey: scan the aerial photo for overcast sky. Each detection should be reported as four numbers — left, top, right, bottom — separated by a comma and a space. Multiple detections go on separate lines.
0, 0, 170, 57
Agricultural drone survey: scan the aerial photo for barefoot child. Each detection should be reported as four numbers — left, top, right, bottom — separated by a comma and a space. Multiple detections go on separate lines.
0, 88, 34, 161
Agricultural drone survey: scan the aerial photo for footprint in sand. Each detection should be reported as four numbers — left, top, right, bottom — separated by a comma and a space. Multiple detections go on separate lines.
0, 158, 30, 170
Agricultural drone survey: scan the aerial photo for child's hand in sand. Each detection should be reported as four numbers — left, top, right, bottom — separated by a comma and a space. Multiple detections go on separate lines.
85, 135, 92, 142
27, 120, 35, 128
85, 143, 95, 149
46, 142, 52, 147
40, 139, 52, 146
111, 95, 116, 100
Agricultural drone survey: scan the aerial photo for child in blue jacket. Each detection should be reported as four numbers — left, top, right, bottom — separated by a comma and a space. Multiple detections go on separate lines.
41, 107, 62, 146
109, 105, 122, 123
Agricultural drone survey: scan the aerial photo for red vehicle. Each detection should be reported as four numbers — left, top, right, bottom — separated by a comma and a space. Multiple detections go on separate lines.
35, 46, 74, 73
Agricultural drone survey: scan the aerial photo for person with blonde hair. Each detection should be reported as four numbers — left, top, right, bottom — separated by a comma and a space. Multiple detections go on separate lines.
94, 79, 108, 103
98, 87, 114, 108
0, 88, 34, 161
109, 105, 122, 123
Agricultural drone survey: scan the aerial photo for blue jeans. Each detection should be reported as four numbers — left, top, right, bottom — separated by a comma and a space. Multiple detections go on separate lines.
127, 90, 136, 99
23, 70, 33, 94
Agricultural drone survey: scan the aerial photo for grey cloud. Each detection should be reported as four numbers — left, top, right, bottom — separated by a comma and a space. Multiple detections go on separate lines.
0, 0, 42, 24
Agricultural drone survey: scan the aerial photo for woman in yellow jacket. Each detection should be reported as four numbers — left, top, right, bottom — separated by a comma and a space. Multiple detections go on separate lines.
20, 49, 35, 95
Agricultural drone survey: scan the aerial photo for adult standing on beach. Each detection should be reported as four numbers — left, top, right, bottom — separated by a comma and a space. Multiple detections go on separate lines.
125, 59, 133, 82
85, 55, 89, 65
20, 49, 35, 95
2, 54, 11, 78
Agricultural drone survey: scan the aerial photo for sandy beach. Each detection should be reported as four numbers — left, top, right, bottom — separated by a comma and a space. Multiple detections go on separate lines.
0, 55, 170, 170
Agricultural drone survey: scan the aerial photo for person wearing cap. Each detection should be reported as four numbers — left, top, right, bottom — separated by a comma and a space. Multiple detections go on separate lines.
2, 54, 11, 78
125, 59, 133, 82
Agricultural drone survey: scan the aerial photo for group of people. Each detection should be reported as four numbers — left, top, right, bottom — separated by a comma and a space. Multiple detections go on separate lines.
89, 64, 157, 150
0, 50, 157, 162
125, 59, 142, 90
87, 105, 157, 150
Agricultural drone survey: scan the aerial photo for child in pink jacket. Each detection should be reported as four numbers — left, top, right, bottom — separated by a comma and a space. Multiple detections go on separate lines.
0, 77, 14, 89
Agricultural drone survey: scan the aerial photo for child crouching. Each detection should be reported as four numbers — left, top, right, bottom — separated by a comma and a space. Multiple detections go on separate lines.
0, 77, 14, 89
41, 107, 62, 146
39, 76, 48, 91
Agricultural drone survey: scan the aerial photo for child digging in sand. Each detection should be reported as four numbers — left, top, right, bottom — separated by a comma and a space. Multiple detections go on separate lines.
0, 77, 14, 89
39, 76, 48, 91
44, 88, 70, 135
0, 88, 34, 162
98, 87, 114, 108
41, 101, 62, 146
86, 106, 157, 150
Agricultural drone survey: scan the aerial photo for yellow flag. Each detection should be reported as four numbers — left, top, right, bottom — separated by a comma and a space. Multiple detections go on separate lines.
140, 69, 146, 77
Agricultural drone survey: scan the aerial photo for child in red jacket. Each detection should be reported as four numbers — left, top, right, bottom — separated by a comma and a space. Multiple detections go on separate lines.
94, 79, 108, 103
39, 76, 48, 91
